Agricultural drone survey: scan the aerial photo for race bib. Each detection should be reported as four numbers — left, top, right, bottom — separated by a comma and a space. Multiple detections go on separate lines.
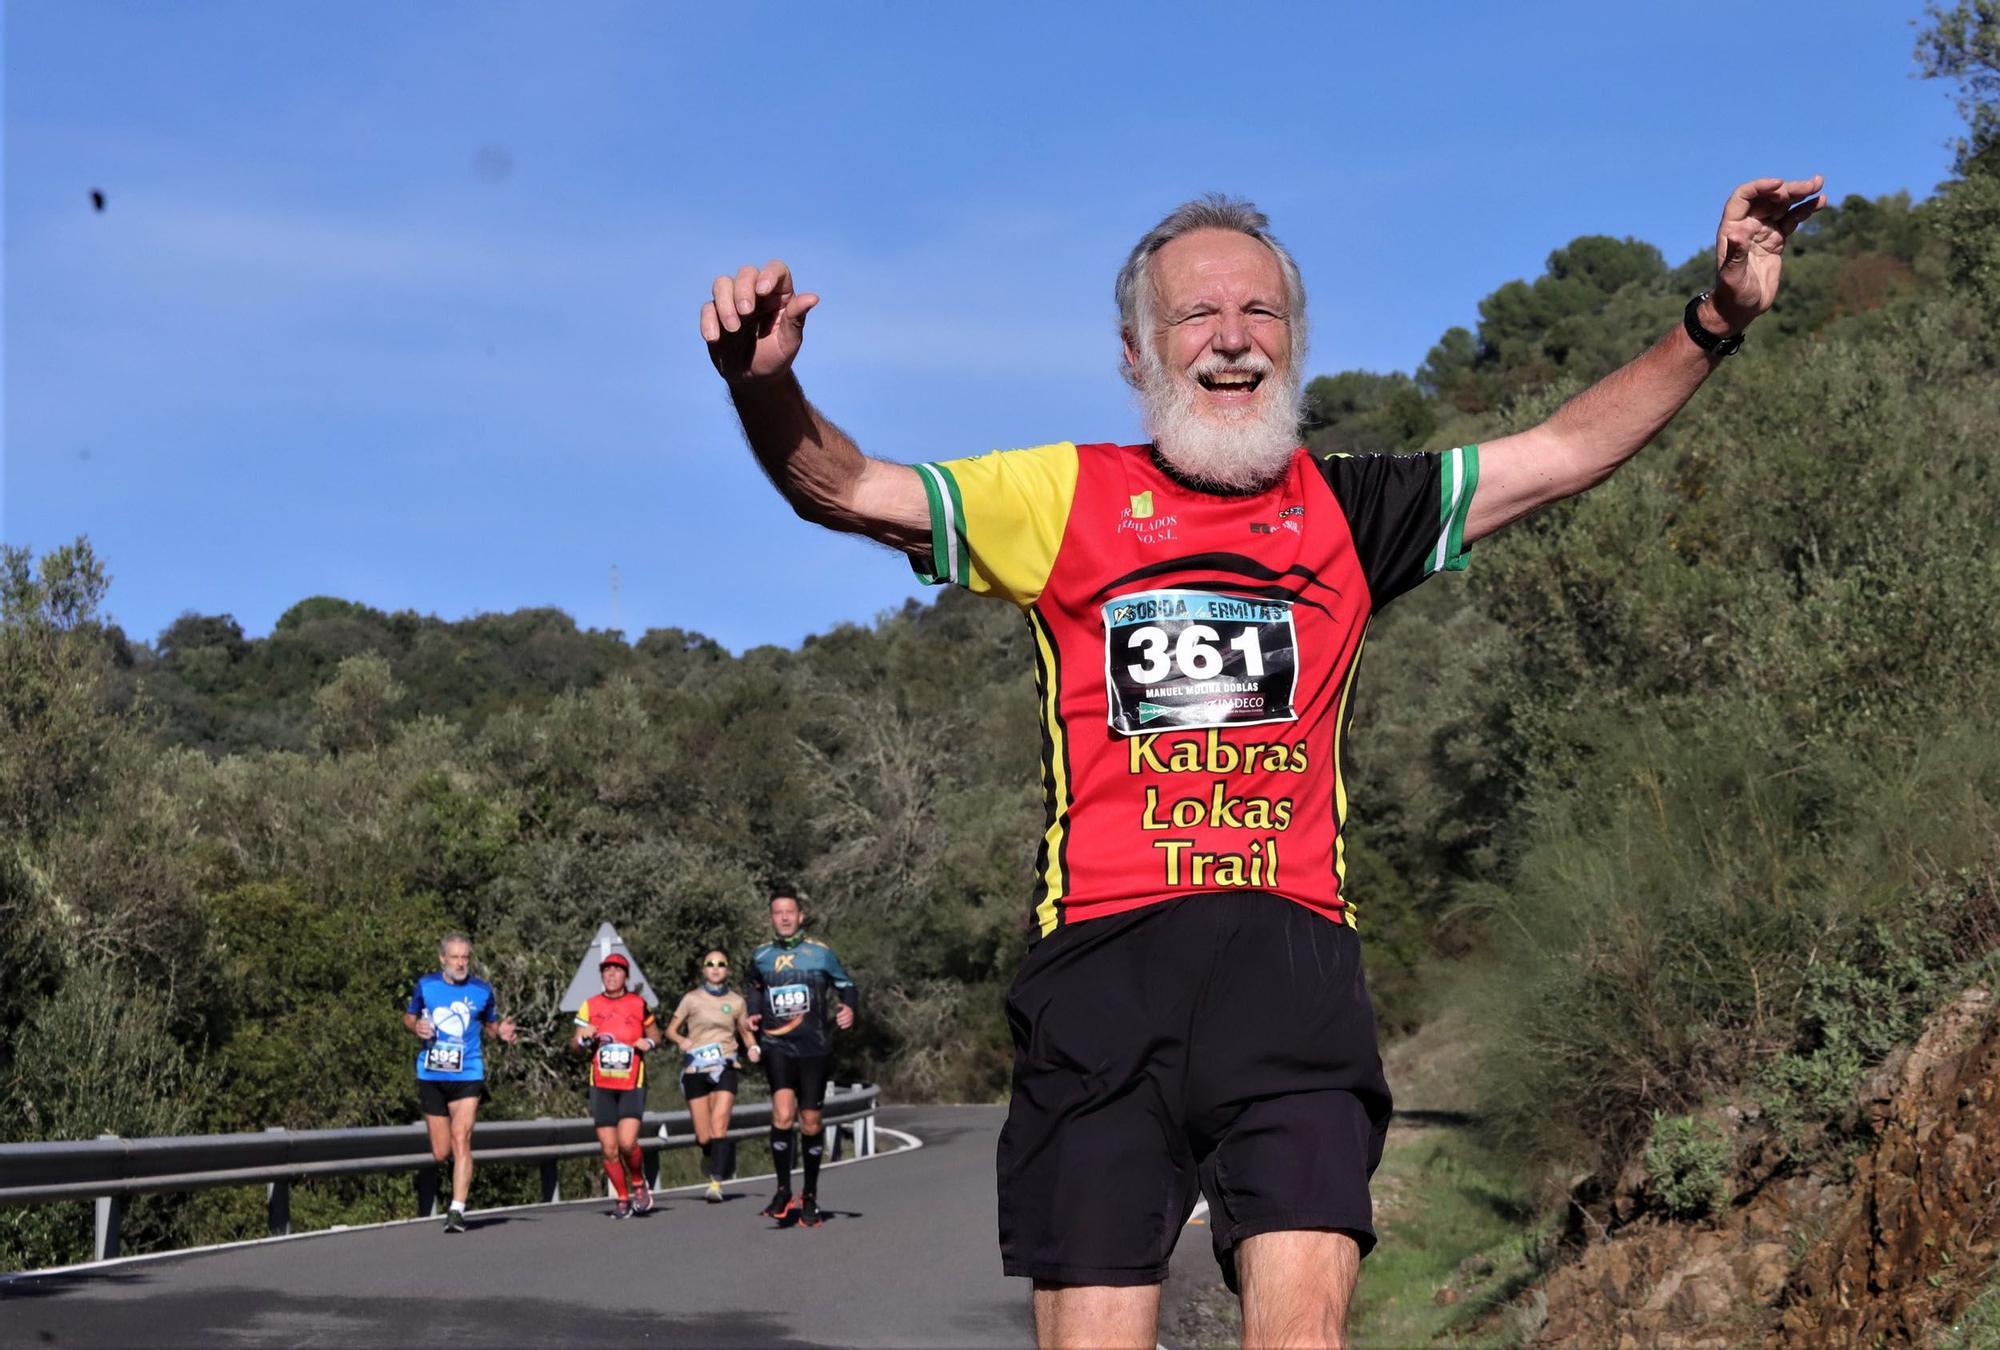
768, 984, 811, 1018
595, 1042, 635, 1074
424, 1043, 464, 1074
686, 1042, 725, 1073
1103, 589, 1299, 735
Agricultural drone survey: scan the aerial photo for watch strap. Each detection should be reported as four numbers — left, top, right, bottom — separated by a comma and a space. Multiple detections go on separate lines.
1684, 291, 1745, 357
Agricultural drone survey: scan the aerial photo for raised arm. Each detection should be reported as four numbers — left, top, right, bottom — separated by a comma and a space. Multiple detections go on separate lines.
701, 260, 931, 554
1465, 176, 1825, 544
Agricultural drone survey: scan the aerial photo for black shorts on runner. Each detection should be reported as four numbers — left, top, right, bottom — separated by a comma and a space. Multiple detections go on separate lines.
681, 1065, 740, 1100
997, 891, 1393, 1292
590, 1085, 648, 1127
762, 1049, 831, 1111
418, 1080, 487, 1116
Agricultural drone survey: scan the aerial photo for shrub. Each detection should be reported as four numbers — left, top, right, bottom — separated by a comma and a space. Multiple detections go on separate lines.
1642, 1113, 1731, 1221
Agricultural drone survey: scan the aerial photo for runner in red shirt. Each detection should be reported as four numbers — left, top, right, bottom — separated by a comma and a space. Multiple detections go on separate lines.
700, 175, 1823, 1346
572, 953, 660, 1219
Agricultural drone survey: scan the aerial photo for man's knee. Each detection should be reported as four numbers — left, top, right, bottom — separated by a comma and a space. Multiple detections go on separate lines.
1236, 1230, 1360, 1348
800, 1110, 823, 1133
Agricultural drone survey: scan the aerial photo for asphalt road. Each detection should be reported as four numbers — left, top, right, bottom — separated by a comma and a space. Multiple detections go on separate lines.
1, 1105, 1034, 1349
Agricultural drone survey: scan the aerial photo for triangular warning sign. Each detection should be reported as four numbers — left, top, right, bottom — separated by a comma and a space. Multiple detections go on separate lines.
560, 922, 661, 1011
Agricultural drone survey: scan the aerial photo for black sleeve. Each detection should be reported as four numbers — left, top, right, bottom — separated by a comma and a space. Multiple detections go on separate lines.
1314, 446, 1479, 610
823, 947, 858, 1015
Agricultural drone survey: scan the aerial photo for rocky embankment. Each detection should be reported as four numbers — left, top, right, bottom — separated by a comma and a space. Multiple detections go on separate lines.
1531, 986, 2000, 1347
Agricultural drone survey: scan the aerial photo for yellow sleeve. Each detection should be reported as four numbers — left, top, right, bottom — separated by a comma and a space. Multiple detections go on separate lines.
908, 442, 1079, 607
573, 997, 592, 1028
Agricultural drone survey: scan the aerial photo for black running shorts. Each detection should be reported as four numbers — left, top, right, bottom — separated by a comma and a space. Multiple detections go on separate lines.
762, 1049, 831, 1110
417, 1079, 486, 1116
589, 1085, 648, 1127
681, 1065, 740, 1099
997, 892, 1393, 1291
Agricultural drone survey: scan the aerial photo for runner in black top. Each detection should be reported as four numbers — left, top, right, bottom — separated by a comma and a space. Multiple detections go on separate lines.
745, 889, 857, 1227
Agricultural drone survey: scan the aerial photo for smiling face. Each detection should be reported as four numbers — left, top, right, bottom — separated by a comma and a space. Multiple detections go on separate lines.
1124, 228, 1303, 492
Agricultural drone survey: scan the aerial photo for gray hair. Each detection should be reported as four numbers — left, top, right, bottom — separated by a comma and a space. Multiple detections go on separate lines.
1114, 194, 1309, 387
438, 931, 472, 957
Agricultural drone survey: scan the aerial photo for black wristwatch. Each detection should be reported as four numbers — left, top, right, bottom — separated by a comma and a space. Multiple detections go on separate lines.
1683, 291, 1745, 358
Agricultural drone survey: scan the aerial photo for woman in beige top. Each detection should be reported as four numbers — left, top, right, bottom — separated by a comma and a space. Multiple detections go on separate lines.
666, 947, 760, 1202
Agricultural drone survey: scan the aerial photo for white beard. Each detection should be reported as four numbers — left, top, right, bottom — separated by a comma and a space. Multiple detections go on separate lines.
1137, 346, 1302, 493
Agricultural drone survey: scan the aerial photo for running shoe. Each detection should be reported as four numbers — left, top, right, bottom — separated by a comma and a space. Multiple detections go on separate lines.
759, 1188, 795, 1220
705, 1179, 724, 1204
796, 1195, 823, 1228
613, 1197, 632, 1220
442, 1208, 467, 1234
631, 1181, 654, 1215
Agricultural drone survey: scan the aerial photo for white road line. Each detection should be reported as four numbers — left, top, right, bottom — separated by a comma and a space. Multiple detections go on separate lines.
1, 1123, 925, 1282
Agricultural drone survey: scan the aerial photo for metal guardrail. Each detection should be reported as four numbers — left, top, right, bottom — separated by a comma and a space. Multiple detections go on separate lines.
0, 1084, 879, 1263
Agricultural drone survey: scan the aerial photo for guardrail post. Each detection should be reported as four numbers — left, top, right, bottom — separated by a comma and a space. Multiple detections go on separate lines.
92, 1134, 122, 1261
863, 1112, 876, 1157
539, 1159, 560, 1205
265, 1127, 291, 1237
94, 1193, 122, 1261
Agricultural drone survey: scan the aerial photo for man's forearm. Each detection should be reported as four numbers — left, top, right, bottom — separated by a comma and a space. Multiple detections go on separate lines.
1541, 316, 1718, 489
729, 373, 871, 532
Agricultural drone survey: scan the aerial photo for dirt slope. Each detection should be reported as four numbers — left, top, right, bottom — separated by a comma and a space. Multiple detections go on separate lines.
1531, 986, 2000, 1348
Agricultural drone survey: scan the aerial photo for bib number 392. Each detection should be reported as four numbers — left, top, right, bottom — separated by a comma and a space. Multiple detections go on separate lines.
425, 1044, 464, 1074
1103, 589, 1299, 735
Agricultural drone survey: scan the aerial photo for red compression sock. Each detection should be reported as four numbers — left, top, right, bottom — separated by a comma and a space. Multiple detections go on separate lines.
604, 1157, 629, 1199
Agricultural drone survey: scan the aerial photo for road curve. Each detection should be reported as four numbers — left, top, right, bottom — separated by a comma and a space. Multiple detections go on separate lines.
2, 1105, 1032, 1349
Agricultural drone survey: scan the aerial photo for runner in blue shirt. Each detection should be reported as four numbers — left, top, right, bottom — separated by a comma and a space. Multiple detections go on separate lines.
404, 932, 517, 1232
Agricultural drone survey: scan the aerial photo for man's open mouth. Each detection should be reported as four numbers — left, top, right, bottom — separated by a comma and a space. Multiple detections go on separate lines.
1197, 370, 1264, 394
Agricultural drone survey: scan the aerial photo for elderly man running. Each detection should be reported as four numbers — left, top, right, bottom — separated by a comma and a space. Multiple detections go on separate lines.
702, 177, 1822, 1348
405, 932, 517, 1232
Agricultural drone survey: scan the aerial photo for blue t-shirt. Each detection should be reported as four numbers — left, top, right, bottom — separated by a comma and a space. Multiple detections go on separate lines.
408, 973, 499, 1082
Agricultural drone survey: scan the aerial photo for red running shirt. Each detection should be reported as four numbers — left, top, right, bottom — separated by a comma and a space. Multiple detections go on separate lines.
911, 441, 1477, 941
574, 993, 658, 1090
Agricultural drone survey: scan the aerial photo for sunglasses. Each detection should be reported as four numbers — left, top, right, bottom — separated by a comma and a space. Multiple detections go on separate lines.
703, 961, 728, 968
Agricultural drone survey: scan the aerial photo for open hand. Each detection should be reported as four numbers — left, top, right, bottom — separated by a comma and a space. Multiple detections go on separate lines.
1710, 176, 1826, 332
495, 1018, 518, 1044
700, 260, 818, 385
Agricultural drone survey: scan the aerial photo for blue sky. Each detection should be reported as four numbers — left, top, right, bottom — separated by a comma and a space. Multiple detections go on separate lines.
4, 2, 1964, 652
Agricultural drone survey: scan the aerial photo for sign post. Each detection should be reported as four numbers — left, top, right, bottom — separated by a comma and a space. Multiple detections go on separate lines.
560, 922, 661, 1011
